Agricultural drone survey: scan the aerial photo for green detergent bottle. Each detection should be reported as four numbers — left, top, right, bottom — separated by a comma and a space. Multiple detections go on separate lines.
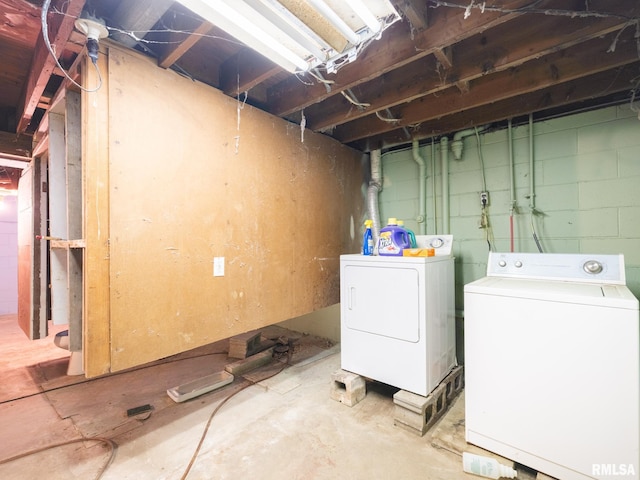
397, 219, 417, 248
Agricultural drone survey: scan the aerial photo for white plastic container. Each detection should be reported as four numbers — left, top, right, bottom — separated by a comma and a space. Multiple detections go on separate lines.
462, 452, 517, 479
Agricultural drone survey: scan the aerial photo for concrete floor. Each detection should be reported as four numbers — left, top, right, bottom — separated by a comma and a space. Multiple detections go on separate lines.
0, 313, 518, 480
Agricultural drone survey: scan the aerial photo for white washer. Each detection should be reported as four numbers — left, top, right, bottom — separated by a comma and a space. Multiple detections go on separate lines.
340, 235, 456, 397
464, 252, 639, 480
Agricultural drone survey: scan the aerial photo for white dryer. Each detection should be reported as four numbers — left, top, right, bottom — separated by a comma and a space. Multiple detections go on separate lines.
464, 252, 639, 480
340, 235, 456, 397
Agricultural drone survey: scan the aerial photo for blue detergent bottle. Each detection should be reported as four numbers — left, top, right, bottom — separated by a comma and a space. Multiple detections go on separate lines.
397, 219, 417, 248
362, 219, 374, 255
377, 218, 411, 256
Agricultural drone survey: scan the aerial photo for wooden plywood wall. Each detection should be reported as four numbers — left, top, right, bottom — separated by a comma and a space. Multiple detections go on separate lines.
83, 44, 364, 376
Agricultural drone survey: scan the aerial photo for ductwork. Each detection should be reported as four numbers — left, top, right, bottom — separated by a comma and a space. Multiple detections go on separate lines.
367, 149, 382, 245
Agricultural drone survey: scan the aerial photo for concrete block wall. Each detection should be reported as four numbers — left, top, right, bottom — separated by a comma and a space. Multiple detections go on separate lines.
377, 105, 640, 313
0, 195, 18, 314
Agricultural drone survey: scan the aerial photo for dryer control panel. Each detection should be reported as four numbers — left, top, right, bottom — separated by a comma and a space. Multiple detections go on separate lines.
415, 235, 454, 257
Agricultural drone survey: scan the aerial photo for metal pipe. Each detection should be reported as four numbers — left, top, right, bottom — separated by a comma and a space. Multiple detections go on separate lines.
508, 118, 515, 252
431, 139, 437, 234
412, 140, 427, 235
529, 114, 535, 212
441, 136, 450, 234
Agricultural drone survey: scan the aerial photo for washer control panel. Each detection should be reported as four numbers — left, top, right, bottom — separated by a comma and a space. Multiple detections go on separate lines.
486, 252, 626, 284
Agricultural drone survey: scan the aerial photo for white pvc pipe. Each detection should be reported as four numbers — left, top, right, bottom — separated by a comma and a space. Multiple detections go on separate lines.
451, 125, 488, 160
412, 140, 427, 235
441, 136, 450, 234
431, 139, 437, 234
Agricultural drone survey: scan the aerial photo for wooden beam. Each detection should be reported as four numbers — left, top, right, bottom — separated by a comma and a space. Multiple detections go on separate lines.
349, 67, 638, 152
335, 31, 639, 143
395, 0, 428, 31
0, 131, 32, 159
110, 0, 173, 49
305, 10, 632, 132
0, 0, 41, 48
219, 49, 283, 96
16, 0, 85, 134
82, 50, 111, 377
433, 47, 453, 69
266, 0, 532, 117
158, 20, 214, 69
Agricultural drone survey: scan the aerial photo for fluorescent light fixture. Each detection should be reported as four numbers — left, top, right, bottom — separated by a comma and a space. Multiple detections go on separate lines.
174, 0, 400, 74
305, 0, 360, 45
178, 0, 310, 72
346, 0, 382, 34
248, 0, 330, 62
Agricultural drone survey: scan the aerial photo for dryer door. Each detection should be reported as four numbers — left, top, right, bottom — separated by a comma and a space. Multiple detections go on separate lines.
342, 264, 420, 343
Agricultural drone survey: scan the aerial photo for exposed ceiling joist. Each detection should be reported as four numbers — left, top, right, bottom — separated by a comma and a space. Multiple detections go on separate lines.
16, 0, 85, 135
1, 0, 639, 160
266, 0, 530, 117
0, 131, 31, 159
333, 22, 639, 142
395, 0, 429, 31
351, 66, 638, 151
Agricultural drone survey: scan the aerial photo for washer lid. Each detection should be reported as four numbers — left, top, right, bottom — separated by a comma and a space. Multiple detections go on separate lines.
464, 276, 639, 309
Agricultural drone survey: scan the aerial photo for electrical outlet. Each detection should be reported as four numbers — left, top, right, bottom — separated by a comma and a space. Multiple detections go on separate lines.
480, 191, 489, 207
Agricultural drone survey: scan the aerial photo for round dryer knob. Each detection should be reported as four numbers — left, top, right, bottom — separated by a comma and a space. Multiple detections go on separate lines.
583, 260, 603, 274
498, 260, 507, 267
430, 237, 444, 248
514, 261, 523, 268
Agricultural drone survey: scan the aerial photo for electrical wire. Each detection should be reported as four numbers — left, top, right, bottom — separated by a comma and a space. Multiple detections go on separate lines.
0, 437, 117, 480
41, 0, 103, 92
375, 110, 401, 123
429, 1, 634, 21
474, 126, 487, 192
180, 357, 291, 480
341, 90, 370, 108
474, 126, 493, 251
0, 351, 228, 405
0, 349, 287, 480
530, 212, 544, 253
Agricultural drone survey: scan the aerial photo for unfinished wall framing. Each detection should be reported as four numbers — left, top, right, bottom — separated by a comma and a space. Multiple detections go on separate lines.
82, 43, 364, 377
